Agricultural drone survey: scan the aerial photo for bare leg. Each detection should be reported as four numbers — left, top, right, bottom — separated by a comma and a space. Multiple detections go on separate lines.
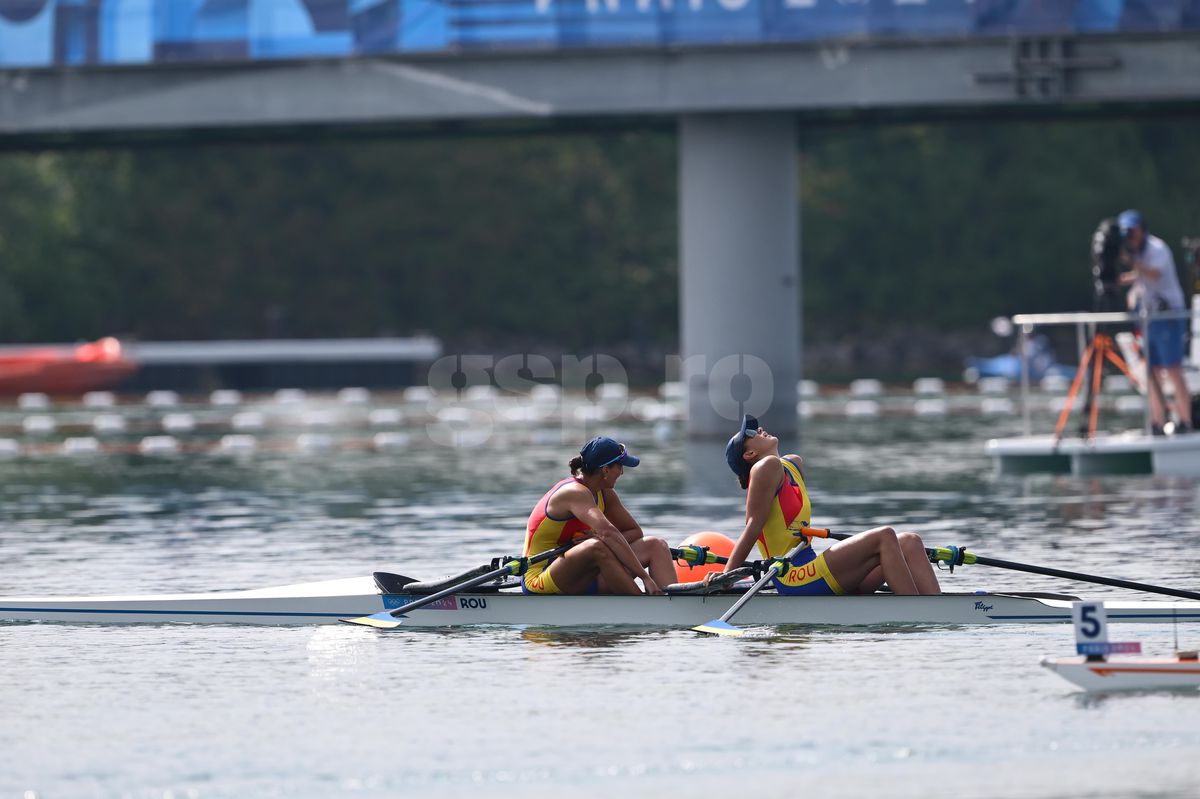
1147, 367, 1168, 427
898, 532, 940, 594
854, 538, 938, 593
822, 526, 920, 595
544, 539, 641, 595
857, 565, 885, 594
630, 537, 676, 587
1163, 367, 1192, 426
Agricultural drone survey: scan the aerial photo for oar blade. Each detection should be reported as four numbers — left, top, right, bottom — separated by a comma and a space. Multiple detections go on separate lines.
692, 618, 744, 636
340, 610, 405, 629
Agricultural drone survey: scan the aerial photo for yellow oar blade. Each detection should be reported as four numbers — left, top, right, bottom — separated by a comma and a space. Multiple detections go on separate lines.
692, 619, 743, 636
340, 611, 405, 629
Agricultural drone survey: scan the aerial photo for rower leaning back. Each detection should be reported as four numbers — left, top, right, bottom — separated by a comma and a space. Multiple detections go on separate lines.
712, 414, 941, 596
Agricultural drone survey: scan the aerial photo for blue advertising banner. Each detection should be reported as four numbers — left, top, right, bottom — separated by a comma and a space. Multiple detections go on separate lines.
0, 0, 1197, 69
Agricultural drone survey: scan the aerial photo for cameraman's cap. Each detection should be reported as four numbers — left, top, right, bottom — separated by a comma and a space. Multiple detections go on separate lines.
580, 436, 639, 470
724, 414, 759, 480
1118, 209, 1144, 235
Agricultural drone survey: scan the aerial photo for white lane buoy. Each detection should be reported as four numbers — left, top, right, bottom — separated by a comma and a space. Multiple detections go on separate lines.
845, 400, 880, 417
980, 397, 1015, 415
530, 384, 561, 401
402, 385, 436, 402
62, 437, 101, 456
977, 377, 1010, 395
92, 414, 126, 434
337, 387, 371, 404
464, 385, 497, 401
18, 392, 50, 410
0, 438, 20, 457
210, 389, 243, 407
658, 381, 685, 400
367, 408, 404, 427
82, 391, 116, 408
161, 413, 196, 433
1039, 374, 1070, 393
595, 383, 628, 401
1103, 375, 1132, 393
217, 434, 258, 454
849, 379, 883, 397
22, 415, 56, 435
1114, 396, 1145, 415
146, 390, 179, 407
296, 433, 333, 451
274, 388, 307, 405
231, 412, 266, 431
301, 410, 336, 428
139, 435, 179, 454
372, 432, 410, 451
914, 399, 948, 416
912, 377, 945, 395
630, 397, 667, 422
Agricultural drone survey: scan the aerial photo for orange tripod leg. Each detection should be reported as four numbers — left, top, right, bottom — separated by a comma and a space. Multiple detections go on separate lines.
1088, 339, 1105, 439
1054, 341, 1096, 442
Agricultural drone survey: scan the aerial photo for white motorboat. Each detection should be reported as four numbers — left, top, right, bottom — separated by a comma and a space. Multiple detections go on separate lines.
1041, 655, 1200, 691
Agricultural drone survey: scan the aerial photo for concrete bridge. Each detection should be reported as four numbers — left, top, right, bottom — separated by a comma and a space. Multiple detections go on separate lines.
3, 0, 1199, 436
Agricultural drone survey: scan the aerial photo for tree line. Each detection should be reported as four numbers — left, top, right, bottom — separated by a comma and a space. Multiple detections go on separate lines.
1, 115, 1196, 379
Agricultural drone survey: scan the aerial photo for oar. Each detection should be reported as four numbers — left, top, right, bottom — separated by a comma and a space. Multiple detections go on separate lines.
929, 545, 1200, 602
693, 540, 809, 637
341, 542, 573, 629
812, 530, 1200, 601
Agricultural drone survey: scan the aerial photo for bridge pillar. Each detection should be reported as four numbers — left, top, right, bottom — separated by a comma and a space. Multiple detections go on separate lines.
678, 113, 800, 439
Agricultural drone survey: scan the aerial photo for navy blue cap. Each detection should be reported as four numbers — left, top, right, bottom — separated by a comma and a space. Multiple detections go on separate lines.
724, 414, 759, 480
580, 436, 639, 470
1118, 209, 1144, 235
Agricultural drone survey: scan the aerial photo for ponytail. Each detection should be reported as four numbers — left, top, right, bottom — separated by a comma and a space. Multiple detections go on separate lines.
569, 455, 585, 476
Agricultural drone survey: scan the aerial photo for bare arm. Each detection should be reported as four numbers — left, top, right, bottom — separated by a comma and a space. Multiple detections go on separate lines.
601, 489, 644, 543
556, 486, 654, 584
1120, 250, 1164, 283
723, 457, 783, 572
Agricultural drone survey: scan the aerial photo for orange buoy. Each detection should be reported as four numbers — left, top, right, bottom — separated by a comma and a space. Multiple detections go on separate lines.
673, 531, 736, 583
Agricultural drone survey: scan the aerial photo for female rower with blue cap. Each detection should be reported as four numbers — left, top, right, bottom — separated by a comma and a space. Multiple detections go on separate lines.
522, 436, 675, 596
710, 415, 940, 596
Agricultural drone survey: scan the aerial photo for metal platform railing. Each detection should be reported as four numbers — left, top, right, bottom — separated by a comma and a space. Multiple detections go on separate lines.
1010, 307, 1197, 436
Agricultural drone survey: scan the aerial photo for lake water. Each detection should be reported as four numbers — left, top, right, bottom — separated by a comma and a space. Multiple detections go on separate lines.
2, 403, 1199, 798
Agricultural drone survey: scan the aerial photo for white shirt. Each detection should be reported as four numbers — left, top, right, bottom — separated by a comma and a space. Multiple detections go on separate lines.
1133, 234, 1185, 312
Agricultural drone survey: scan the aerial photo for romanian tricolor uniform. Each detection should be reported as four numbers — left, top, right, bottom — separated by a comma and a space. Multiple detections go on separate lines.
522, 478, 604, 594
755, 459, 844, 596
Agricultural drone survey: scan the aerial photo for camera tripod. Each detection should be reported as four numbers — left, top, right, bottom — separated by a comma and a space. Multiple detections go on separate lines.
1053, 332, 1140, 443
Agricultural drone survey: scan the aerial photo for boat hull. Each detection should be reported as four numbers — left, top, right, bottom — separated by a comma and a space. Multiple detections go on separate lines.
1041, 657, 1200, 691
3, 579, 1200, 627
0, 337, 137, 395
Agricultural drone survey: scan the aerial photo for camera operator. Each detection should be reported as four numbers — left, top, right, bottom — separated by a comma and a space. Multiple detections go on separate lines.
1117, 209, 1192, 435
1091, 217, 1125, 312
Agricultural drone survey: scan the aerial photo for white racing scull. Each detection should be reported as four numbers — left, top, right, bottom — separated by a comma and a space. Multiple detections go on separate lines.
3, 576, 1200, 627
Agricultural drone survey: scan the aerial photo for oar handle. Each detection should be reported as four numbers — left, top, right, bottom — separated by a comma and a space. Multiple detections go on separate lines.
671, 545, 730, 566
387, 542, 572, 618
794, 527, 842, 540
